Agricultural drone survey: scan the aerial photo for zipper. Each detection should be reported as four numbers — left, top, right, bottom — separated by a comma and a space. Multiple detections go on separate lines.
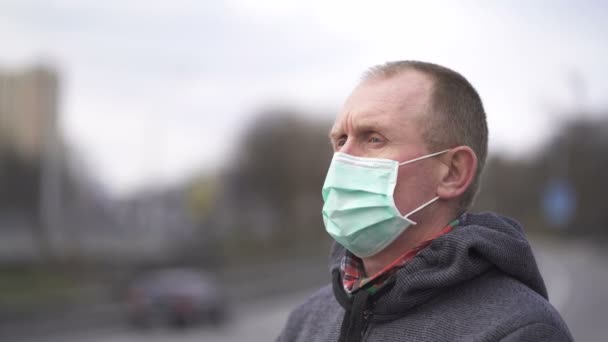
360, 309, 372, 340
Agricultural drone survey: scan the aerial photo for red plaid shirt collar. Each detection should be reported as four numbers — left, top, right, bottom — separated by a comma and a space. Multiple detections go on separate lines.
341, 219, 459, 294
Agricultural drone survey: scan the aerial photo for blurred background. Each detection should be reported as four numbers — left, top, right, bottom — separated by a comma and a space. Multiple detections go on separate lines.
0, 1, 607, 341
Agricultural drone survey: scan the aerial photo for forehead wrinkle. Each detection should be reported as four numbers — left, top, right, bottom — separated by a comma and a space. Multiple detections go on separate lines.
352, 118, 385, 134
332, 110, 388, 137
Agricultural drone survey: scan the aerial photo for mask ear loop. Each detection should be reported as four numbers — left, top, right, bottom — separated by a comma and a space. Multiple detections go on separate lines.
403, 196, 440, 225
399, 149, 450, 166
398, 149, 449, 224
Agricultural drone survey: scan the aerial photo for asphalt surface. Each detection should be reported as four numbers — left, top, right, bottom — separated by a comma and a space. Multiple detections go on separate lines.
39, 292, 312, 342
532, 238, 608, 342
2, 237, 607, 342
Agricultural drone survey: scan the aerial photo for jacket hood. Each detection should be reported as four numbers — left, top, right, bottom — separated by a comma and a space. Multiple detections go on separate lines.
329, 212, 548, 319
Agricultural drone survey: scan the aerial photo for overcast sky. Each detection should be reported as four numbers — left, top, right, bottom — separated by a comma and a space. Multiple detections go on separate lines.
1, 0, 607, 196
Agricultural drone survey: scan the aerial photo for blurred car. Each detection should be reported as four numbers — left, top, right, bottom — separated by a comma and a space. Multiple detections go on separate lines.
125, 268, 228, 328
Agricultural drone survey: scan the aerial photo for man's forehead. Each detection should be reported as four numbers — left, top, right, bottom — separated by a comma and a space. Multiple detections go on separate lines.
331, 72, 432, 134
356, 71, 433, 106
331, 109, 389, 133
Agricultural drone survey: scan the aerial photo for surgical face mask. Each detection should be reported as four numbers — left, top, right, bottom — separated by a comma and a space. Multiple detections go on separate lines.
321, 150, 449, 258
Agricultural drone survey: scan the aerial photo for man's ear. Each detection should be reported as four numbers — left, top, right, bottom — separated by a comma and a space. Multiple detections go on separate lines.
436, 146, 477, 200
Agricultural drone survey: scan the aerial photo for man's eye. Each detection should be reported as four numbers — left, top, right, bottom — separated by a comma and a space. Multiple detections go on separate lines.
369, 136, 383, 143
336, 137, 347, 147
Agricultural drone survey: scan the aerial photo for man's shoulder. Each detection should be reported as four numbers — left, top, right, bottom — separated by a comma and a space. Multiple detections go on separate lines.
454, 270, 572, 339
473, 271, 562, 318
277, 284, 343, 342
370, 270, 572, 341
287, 284, 339, 321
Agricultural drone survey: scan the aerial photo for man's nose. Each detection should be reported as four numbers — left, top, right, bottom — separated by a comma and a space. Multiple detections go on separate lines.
339, 139, 365, 157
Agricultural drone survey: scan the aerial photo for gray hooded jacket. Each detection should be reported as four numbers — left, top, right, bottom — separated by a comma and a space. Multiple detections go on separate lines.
278, 212, 573, 342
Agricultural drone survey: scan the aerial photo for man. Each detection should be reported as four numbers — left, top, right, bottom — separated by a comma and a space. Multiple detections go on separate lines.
277, 61, 572, 342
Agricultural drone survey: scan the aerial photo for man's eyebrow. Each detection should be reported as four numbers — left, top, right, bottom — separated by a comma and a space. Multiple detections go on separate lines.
328, 128, 342, 140
328, 122, 385, 141
356, 122, 384, 133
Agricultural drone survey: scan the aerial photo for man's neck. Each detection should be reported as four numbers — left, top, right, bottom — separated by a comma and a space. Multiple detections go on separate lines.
362, 209, 454, 276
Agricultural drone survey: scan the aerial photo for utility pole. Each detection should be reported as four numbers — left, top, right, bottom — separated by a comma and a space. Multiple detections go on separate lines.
38, 67, 63, 262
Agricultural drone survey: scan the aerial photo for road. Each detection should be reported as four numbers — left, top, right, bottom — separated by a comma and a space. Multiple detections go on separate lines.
3, 237, 607, 342
532, 238, 608, 342
43, 292, 313, 342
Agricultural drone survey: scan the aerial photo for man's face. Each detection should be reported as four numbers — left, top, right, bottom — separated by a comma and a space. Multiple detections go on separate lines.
329, 70, 442, 217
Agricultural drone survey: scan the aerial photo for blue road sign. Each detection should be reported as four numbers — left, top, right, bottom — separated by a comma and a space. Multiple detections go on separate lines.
542, 179, 576, 229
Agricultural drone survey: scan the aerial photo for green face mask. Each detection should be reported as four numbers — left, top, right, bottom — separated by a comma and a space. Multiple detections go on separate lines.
322, 150, 449, 258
